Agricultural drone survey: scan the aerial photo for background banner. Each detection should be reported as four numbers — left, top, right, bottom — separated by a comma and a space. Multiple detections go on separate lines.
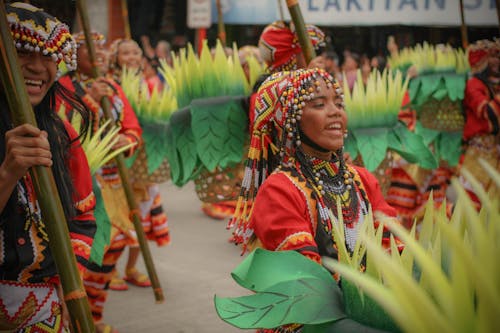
211, 0, 497, 26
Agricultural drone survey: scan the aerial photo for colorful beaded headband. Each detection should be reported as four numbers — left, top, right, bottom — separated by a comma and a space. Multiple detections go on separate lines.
73, 31, 106, 48
6, 2, 77, 71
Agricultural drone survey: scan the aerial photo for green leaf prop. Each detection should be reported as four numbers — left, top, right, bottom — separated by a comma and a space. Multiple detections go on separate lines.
443, 73, 466, 101
388, 123, 438, 170
191, 96, 246, 170
163, 123, 180, 184
342, 279, 400, 332
215, 277, 343, 329
169, 107, 199, 186
218, 98, 248, 168
352, 128, 389, 172
139, 118, 170, 174
436, 131, 462, 167
215, 249, 346, 329
89, 177, 111, 265
414, 122, 440, 146
343, 133, 359, 161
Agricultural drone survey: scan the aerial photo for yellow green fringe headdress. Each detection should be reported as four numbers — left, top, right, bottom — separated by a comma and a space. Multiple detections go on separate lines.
229, 68, 340, 246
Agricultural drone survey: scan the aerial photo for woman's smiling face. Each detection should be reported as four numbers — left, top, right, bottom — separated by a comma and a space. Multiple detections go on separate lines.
117, 40, 143, 69
17, 50, 57, 106
299, 78, 347, 158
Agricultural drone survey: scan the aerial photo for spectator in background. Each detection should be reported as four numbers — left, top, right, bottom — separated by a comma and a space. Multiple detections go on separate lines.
371, 54, 387, 72
324, 50, 342, 82
341, 51, 360, 91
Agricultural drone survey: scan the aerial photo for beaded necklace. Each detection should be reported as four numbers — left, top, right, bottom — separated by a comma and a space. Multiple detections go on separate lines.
297, 150, 359, 226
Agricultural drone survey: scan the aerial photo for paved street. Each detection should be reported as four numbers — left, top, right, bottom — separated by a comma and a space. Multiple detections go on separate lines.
103, 181, 247, 332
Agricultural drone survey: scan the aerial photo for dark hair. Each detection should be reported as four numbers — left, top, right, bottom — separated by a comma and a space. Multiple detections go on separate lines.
0, 81, 91, 222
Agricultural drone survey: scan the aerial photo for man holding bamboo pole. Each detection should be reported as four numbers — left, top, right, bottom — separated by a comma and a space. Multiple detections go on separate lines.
57, 31, 143, 333
0, 2, 97, 331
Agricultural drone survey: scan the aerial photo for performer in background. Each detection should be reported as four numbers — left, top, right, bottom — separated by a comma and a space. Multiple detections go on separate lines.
460, 39, 500, 207
58, 32, 142, 333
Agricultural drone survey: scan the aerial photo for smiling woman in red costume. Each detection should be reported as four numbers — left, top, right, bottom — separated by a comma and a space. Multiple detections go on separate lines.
0, 3, 96, 332
228, 68, 400, 332
460, 39, 500, 206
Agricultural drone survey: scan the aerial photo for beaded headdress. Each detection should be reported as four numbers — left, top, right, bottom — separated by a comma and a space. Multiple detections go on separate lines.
73, 31, 106, 48
258, 21, 326, 72
6, 2, 77, 71
229, 68, 344, 245
467, 39, 500, 75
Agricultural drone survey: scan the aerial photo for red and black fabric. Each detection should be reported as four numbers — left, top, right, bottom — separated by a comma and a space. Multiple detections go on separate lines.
0, 122, 96, 284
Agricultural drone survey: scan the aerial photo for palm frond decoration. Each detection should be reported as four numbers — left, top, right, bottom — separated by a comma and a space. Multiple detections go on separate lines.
343, 68, 436, 173
158, 39, 264, 187
120, 67, 175, 182
389, 43, 468, 167
69, 111, 136, 175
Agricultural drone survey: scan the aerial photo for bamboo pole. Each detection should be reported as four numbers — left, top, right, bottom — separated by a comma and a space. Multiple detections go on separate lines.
459, 0, 468, 49
76, 0, 164, 303
216, 0, 226, 46
277, 0, 285, 22
286, 0, 315, 65
0, 2, 95, 332
121, 0, 131, 39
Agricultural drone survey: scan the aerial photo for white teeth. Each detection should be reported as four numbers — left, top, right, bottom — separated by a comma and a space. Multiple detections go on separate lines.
327, 123, 342, 129
25, 79, 43, 86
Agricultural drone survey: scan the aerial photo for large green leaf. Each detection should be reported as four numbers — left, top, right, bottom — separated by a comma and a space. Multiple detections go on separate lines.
419, 75, 445, 101
352, 128, 389, 172
436, 132, 462, 167
218, 97, 248, 168
342, 280, 401, 332
344, 132, 359, 161
191, 96, 234, 171
231, 249, 336, 292
444, 73, 466, 101
163, 123, 181, 185
89, 177, 111, 265
414, 122, 440, 146
215, 277, 345, 329
215, 249, 346, 330
169, 107, 199, 185
140, 119, 170, 174
388, 124, 438, 170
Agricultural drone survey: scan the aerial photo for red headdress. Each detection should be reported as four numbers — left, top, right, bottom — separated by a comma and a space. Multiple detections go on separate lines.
467, 39, 500, 74
258, 21, 326, 73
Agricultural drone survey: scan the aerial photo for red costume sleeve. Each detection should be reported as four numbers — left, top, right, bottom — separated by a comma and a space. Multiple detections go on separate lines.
463, 77, 500, 140
249, 173, 321, 263
64, 121, 97, 274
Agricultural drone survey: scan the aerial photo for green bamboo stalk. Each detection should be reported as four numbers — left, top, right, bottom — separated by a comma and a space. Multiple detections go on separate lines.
286, 0, 315, 65
459, 0, 468, 48
76, 0, 165, 303
216, 0, 226, 46
0, 2, 95, 332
